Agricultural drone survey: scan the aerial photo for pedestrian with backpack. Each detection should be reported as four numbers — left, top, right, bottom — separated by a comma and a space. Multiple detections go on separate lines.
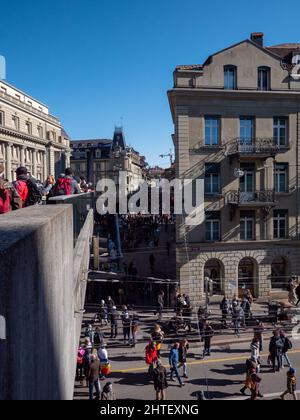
280, 331, 293, 368
52, 168, 81, 196
0, 163, 20, 214
13, 167, 43, 208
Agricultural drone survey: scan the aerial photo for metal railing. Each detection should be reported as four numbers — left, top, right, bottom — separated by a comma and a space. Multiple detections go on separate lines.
48, 192, 95, 243
227, 189, 277, 205
227, 137, 281, 156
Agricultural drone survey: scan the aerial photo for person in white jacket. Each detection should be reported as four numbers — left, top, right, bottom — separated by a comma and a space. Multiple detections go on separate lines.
251, 337, 261, 372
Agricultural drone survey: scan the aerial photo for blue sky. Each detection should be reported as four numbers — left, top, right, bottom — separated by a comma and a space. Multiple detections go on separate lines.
1, 0, 299, 166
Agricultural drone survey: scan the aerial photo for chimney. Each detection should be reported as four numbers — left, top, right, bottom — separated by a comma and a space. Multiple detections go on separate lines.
250, 32, 264, 47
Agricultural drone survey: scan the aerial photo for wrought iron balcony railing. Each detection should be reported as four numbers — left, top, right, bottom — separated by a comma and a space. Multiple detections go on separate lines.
227, 190, 277, 207
227, 138, 281, 157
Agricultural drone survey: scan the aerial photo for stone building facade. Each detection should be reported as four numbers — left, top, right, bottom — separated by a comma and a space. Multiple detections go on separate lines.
70, 127, 147, 193
168, 33, 300, 305
0, 80, 71, 181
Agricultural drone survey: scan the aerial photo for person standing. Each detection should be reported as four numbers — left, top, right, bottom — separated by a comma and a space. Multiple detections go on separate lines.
13, 166, 42, 207
220, 296, 231, 327
153, 360, 168, 401
280, 368, 297, 400
52, 168, 81, 196
169, 342, 185, 387
121, 307, 131, 345
157, 291, 165, 321
178, 339, 189, 379
0, 163, 20, 214
269, 330, 284, 372
296, 282, 300, 307
145, 341, 158, 375
288, 278, 297, 306
151, 324, 165, 358
88, 355, 101, 400
280, 331, 293, 368
202, 320, 214, 358
110, 306, 119, 339
131, 313, 139, 347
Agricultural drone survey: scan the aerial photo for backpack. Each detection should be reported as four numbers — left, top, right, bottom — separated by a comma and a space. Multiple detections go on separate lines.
54, 177, 72, 196
25, 179, 43, 207
286, 338, 293, 351
0, 186, 10, 214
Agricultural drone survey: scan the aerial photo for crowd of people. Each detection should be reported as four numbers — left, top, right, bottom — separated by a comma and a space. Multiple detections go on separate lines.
0, 163, 91, 215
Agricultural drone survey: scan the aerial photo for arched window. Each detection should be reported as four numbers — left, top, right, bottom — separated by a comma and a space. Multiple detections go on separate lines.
224, 65, 237, 90
258, 66, 270, 91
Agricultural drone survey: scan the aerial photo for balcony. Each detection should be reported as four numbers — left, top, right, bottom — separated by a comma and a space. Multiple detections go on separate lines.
227, 190, 277, 207
227, 138, 281, 159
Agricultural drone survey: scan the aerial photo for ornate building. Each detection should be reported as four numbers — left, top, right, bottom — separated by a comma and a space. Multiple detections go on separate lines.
168, 33, 300, 304
0, 80, 71, 181
70, 127, 147, 193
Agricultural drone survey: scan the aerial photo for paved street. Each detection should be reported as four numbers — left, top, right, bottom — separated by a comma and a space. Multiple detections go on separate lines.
74, 336, 300, 401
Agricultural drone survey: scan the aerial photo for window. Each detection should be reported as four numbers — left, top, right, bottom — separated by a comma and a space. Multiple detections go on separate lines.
240, 211, 255, 240
274, 210, 288, 239
240, 163, 255, 193
12, 116, 20, 131
224, 65, 237, 90
205, 212, 221, 241
258, 66, 270, 90
240, 117, 254, 146
26, 121, 32, 135
37, 125, 43, 139
205, 116, 220, 146
205, 163, 221, 194
273, 117, 288, 147
52, 131, 57, 141
0, 111, 4, 126
274, 163, 288, 193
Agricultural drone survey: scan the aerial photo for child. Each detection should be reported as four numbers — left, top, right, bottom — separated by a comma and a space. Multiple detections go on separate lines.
281, 368, 297, 400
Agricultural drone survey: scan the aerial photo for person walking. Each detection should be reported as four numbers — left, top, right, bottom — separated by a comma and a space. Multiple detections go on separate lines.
145, 341, 158, 375
250, 369, 263, 400
85, 325, 95, 348
169, 343, 185, 387
253, 320, 264, 352
280, 368, 297, 400
87, 355, 101, 400
202, 320, 214, 358
99, 300, 108, 326
280, 331, 293, 368
269, 330, 284, 372
178, 339, 189, 379
240, 357, 258, 396
51, 168, 81, 196
232, 304, 244, 337
250, 337, 261, 371
241, 297, 252, 326
13, 166, 42, 208
153, 360, 168, 401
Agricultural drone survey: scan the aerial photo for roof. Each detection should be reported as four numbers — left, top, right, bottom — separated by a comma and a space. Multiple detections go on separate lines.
266, 44, 300, 61
71, 139, 112, 149
174, 37, 288, 73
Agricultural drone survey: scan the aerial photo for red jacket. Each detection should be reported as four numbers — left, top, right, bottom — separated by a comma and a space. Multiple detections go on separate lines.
145, 343, 158, 365
13, 178, 29, 207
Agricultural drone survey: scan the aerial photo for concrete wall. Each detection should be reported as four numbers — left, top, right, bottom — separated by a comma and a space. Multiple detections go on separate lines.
0, 205, 93, 400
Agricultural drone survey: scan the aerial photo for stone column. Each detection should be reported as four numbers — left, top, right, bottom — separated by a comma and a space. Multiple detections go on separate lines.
47, 143, 55, 176
65, 151, 71, 169
43, 151, 48, 180
5, 142, 12, 181
20, 146, 27, 167
32, 149, 37, 178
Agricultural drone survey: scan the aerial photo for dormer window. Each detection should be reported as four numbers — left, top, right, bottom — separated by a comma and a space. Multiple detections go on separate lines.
224, 65, 237, 90
258, 66, 270, 90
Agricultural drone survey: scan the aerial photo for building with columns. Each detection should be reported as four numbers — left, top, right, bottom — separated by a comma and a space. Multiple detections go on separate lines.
0, 80, 71, 181
168, 32, 300, 305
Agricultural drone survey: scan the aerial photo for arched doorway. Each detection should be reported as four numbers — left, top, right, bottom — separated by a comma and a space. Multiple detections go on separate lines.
238, 258, 258, 297
204, 259, 224, 295
271, 256, 289, 290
